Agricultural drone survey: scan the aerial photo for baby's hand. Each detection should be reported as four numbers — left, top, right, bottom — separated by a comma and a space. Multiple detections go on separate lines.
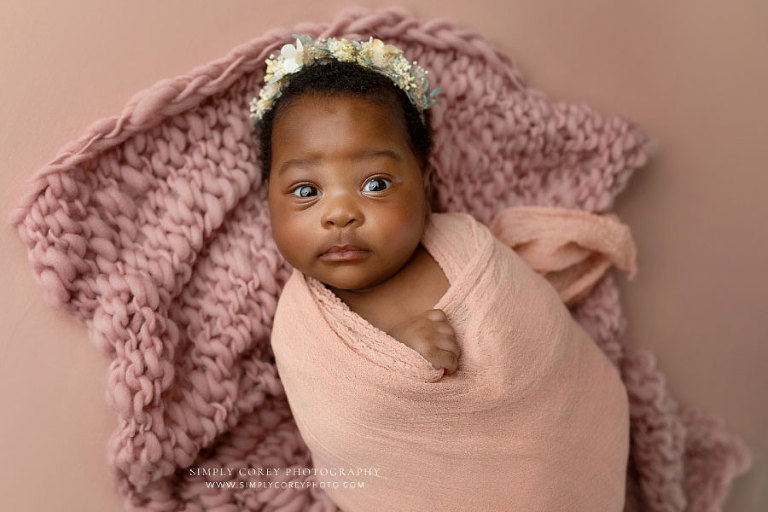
386, 309, 460, 375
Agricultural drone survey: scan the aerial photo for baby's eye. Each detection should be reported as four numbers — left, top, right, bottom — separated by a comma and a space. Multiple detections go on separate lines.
292, 184, 318, 198
362, 177, 391, 192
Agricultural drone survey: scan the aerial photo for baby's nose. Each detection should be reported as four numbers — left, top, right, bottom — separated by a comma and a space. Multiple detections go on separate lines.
321, 196, 363, 227
323, 211, 359, 227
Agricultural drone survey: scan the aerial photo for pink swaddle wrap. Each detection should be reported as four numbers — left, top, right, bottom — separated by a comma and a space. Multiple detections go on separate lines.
271, 205, 636, 511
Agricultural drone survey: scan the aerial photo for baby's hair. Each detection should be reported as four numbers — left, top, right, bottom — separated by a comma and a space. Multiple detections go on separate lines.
256, 59, 434, 182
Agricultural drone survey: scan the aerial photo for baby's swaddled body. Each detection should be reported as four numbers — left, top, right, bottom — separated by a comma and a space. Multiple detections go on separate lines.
270, 209, 631, 512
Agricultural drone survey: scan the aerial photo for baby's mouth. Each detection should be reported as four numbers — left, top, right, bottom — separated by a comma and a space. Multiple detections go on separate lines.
319, 246, 371, 263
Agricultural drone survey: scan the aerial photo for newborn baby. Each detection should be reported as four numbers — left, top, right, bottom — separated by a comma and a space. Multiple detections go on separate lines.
254, 35, 632, 511
264, 87, 459, 379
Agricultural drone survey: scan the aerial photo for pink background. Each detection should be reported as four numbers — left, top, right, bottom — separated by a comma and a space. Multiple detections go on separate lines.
1, 1, 765, 510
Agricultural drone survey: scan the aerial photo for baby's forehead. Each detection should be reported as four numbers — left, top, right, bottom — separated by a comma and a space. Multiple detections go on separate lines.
278, 90, 405, 123
274, 94, 410, 143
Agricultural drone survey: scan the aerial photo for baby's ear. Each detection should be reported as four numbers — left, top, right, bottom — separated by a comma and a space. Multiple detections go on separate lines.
422, 163, 434, 194
422, 164, 436, 214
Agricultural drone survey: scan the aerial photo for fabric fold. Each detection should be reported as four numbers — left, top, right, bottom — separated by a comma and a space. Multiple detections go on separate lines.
490, 205, 638, 306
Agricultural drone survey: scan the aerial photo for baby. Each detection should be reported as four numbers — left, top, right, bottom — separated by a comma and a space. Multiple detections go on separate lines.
253, 35, 632, 512
257, 38, 459, 377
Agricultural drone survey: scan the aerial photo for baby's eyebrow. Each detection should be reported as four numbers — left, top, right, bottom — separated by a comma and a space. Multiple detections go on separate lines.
277, 149, 401, 176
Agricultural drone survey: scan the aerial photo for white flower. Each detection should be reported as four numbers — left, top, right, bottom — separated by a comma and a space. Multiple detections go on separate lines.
279, 38, 305, 73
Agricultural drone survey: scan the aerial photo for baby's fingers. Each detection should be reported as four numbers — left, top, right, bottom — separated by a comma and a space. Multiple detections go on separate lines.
424, 309, 455, 335
430, 348, 460, 374
433, 332, 460, 355
433, 322, 455, 336
424, 308, 448, 322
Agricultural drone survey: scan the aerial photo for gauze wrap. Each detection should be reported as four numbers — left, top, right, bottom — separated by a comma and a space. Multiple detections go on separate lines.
270, 205, 637, 512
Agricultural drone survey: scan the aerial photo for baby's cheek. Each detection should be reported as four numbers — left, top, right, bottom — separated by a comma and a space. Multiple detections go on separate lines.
270, 217, 303, 263
384, 201, 425, 238
380, 225, 422, 266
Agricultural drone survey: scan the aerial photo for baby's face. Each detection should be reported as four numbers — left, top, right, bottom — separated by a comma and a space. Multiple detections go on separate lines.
266, 93, 431, 294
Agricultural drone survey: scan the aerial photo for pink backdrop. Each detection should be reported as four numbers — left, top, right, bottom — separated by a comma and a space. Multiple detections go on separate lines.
1, 1, 765, 510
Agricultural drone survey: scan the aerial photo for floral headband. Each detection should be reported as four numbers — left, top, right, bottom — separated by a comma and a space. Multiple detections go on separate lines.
248, 34, 442, 125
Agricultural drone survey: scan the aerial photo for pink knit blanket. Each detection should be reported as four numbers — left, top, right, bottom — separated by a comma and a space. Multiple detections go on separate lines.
273, 206, 635, 511
7, 6, 751, 511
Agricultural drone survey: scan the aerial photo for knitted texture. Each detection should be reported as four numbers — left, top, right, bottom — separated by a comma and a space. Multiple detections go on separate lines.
7, 5, 752, 511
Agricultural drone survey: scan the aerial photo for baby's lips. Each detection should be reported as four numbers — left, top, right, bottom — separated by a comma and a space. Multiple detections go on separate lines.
318, 240, 370, 256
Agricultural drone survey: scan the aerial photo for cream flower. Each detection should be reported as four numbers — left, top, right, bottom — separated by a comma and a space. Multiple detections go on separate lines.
264, 57, 280, 82
365, 38, 401, 68
328, 38, 356, 62
392, 57, 415, 90
259, 81, 280, 101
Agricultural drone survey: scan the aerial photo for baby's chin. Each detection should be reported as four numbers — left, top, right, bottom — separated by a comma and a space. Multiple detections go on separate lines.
314, 270, 392, 296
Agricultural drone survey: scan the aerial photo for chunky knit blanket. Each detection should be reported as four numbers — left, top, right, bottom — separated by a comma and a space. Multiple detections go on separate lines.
8, 6, 751, 511
273, 206, 636, 511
